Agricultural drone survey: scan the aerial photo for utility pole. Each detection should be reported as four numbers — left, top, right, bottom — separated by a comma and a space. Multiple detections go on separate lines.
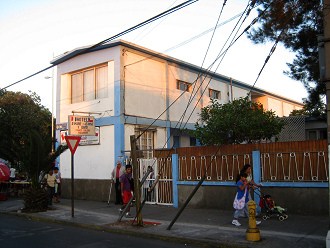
130, 135, 143, 226
324, 0, 330, 246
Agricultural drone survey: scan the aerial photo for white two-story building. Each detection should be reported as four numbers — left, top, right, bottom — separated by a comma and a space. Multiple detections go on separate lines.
52, 40, 303, 201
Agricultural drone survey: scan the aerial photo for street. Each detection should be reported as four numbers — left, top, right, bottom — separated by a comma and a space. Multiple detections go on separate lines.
0, 214, 200, 248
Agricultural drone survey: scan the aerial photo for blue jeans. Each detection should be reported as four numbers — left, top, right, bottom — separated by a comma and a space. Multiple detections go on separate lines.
234, 203, 248, 219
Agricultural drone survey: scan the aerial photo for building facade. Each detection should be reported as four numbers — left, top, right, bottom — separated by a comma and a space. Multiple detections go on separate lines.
52, 40, 303, 200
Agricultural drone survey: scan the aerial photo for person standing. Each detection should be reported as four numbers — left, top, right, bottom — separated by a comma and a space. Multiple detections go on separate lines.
110, 161, 125, 205
232, 172, 261, 226
239, 163, 262, 215
119, 164, 133, 218
143, 166, 154, 202
53, 167, 61, 203
9, 166, 16, 182
232, 172, 249, 226
239, 164, 261, 191
44, 169, 56, 206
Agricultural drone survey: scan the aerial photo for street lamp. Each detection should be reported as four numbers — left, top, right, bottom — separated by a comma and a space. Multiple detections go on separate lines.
45, 74, 55, 153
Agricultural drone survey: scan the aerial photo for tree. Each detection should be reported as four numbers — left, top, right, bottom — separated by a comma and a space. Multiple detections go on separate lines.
191, 97, 284, 145
0, 90, 67, 211
247, 0, 324, 116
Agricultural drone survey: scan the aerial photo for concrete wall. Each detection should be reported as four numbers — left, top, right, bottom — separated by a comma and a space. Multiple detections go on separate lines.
60, 179, 328, 215
61, 179, 110, 202
178, 185, 328, 215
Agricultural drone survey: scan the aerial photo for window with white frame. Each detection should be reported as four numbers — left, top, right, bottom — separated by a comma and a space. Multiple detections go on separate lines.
176, 80, 191, 92
71, 64, 108, 103
209, 88, 221, 100
135, 129, 154, 159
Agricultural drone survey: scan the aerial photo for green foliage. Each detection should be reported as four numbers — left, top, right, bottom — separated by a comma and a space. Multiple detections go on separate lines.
247, 0, 324, 116
22, 187, 49, 212
0, 90, 67, 187
290, 100, 326, 118
191, 97, 284, 145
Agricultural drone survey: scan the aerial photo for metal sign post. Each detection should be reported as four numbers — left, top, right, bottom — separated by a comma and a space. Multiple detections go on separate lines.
65, 135, 81, 218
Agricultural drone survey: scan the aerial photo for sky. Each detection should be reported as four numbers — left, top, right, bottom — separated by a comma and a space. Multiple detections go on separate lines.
0, 0, 308, 112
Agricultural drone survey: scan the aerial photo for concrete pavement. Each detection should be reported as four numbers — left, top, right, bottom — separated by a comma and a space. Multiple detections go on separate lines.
0, 197, 328, 248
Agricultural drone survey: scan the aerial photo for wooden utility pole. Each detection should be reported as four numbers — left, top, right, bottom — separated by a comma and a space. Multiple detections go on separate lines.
130, 135, 143, 226
324, 0, 330, 246
324, 0, 330, 212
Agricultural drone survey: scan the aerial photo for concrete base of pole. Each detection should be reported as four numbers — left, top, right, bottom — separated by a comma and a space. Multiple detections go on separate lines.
326, 230, 330, 248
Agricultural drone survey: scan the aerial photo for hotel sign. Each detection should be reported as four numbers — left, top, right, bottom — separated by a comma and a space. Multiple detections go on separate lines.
68, 115, 95, 136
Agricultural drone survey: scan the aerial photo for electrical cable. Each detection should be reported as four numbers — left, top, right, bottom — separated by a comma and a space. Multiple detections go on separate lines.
247, 0, 299, 96
0, 0, 198, 91
135, 0, 262, 141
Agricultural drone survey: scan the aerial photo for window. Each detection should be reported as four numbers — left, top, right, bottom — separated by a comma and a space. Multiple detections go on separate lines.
135, 129, 154, 159
71, 64, 108, 103
307, 130, 317, 140
209, 89, 221, 100
173, 136, 180, 148
190, 137, 196, 146
177, 80, 191, 92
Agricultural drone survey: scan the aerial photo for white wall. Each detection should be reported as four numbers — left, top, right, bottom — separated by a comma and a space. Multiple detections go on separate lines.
167, 64, 202, 124
268, 97, 283, 117
56, 48, 119, 124
124, 51, 167, 120
60, 125, 115, 179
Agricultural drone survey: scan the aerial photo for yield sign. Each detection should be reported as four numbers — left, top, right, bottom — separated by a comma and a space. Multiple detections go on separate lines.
65, 136, 81, 155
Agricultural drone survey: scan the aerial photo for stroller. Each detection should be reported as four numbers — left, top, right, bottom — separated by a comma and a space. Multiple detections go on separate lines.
258, 193, 288, 221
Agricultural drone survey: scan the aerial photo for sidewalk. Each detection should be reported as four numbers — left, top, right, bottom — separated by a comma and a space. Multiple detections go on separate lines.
0, 197, 328, 248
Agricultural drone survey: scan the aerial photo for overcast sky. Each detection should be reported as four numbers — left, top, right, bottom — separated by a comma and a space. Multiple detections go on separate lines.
0, 0, 307, 112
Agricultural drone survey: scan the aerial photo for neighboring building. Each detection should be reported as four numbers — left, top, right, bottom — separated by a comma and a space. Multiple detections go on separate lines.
51, 40, 303, 199
277, 115, 327, 142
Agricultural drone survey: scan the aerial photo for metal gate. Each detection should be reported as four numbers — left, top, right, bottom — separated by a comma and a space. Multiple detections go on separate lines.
138, 158, 173, 205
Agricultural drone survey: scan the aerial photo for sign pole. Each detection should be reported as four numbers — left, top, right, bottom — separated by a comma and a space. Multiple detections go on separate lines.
71, 153, 74, 217
64, 135, 81, 218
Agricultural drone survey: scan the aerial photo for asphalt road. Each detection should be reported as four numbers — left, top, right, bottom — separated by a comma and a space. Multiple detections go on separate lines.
0, 214, 202, 248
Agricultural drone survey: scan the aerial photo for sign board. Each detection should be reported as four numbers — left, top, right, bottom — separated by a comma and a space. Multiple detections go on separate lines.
60, 127, 100, 146
68, 115, 95, 136
56, 123, 68, 131
65, 136, 81, 155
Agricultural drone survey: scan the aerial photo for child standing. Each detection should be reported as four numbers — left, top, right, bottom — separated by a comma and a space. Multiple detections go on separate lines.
232, 172, 261, 226
119, 164, 134, 218
53, 167, 61, 203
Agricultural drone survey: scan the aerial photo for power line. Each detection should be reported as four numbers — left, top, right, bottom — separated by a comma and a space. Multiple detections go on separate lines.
0, 0, 198, 91
135, 0, 258, 140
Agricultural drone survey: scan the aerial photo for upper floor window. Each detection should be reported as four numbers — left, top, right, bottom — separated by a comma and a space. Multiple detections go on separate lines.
135, 129, 154, 159
71, 64, 108, 104
177, 80, 191, 92
209, 89, 221, 100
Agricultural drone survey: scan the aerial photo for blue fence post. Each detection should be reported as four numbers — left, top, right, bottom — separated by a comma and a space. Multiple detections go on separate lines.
172, 153, 179, 208
252, 150, 261, 213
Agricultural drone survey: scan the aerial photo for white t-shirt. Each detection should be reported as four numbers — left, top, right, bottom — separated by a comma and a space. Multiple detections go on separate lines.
10, 168, 16, 178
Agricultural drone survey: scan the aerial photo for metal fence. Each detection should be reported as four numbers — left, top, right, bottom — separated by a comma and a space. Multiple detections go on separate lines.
155, 140, 328, 183
137, 158, 173, 205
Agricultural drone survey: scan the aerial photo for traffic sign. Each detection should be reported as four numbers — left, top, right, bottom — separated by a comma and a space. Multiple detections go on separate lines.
65, 136, 81, 155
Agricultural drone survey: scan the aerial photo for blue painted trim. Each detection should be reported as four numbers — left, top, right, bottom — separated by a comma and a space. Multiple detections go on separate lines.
252, 150, 261, 210
113, 76, 124, 165
95, 115, 196, 130
260, 182, 328, 188
166, 127, 171, 149
174, 181, 327, 188
114, 122, 125, 164
177, 181, 236, 186
172, 154, 179, 208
